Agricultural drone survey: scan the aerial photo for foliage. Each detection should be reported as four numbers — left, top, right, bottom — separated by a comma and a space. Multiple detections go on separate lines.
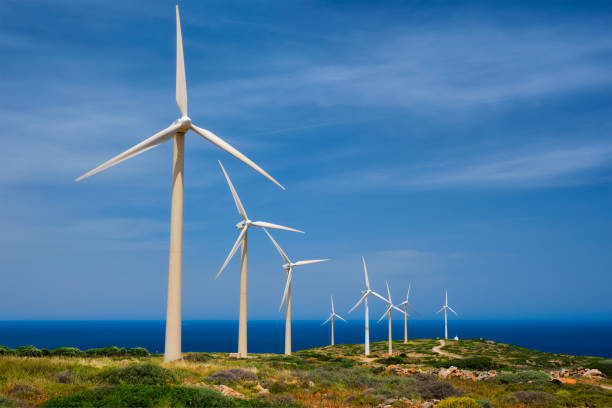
496, 370, 550, 384
514, 390, 555, 404
208, 369, 258, 384
127, 347, 150, 357
0, 345, 14, 355
85, 346, 127, 357
0, 396, 22, 407
437, 396, 481, 408
97, 364, 178, 386
436, 356, 499, 370
590, 359, 612, 377
15, 345, 43, 357
51, 347, 84, 357
415, 373, 463, 400
41, 385, 243, 407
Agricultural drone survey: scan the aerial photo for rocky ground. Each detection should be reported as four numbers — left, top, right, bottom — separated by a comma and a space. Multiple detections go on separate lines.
0, 339, 610, 407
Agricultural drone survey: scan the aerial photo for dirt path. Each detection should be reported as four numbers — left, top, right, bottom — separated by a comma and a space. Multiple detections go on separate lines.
432, 339, 462, 359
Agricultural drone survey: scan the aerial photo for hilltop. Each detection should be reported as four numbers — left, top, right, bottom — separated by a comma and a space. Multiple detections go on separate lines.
1, 339, 611, 407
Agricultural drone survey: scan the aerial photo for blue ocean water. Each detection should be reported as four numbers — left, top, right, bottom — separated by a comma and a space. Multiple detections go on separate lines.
0, 320, 610, 357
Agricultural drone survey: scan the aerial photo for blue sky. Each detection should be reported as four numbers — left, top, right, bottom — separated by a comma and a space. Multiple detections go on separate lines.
0, 0, 610, 321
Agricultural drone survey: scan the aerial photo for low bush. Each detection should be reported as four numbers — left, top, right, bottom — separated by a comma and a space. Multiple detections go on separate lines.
183, 353, 212, 362
127, 347, 150, 357
0, 346, 14, 355
0, 396, 21, 407
41, 385, 245, 407
590, 358, 612, 377
15, 345, 43, 357
496, 370, 550, 384
97, 364, 178, 386
437, 396, 480, 408
51, 347, 84, 357
514, 390, 554, 404
85, 346, 127, 357
208, 369, 258, 384
444, 357, 498, 370
415, 373, 463, 400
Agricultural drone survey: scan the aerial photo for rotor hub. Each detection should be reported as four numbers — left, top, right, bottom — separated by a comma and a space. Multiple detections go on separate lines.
178, 116, 191, 131
236, 220, 250, 230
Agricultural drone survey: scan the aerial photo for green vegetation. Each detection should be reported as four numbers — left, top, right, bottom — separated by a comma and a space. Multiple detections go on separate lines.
0, 339, 610, 407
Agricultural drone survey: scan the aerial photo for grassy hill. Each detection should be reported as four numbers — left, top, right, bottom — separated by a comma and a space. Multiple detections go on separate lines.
1, 339, 610, 407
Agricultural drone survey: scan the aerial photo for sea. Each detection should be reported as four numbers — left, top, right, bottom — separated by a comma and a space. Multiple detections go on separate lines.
0, 320, 610, 358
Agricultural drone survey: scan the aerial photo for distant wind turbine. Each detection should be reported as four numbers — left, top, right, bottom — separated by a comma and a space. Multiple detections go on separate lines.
75, 6, 283, 362
215, 161, 303, 358
377, 281, 404, 355
348, 257, 387, 356
398, 283, 418, 343
264, 229, 329, 355
436, 289, 458, 340
322, 296, 347, 346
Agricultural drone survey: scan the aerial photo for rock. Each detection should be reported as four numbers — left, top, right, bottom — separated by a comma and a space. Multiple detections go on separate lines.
213, 384, 245, 399
9, 384, 41, 398
384, 398, 398, 404
54, 370, 75, 384
363, 387, 377, 395
344, 395, 356, 403
421, 402, 435, 408
372, 394, 387, 402
583, 369, 605, 379
253, 383, 269, 395
387, 365, 414, 376
308, 380, 315, 387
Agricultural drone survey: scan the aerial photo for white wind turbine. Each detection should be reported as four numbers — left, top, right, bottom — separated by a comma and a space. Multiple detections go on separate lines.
322, 296, 347, 346
264, 229, 329, 356
215, 161, 303, 358
377, 281, 404, 356
348, 257, 387, 356
436, 289, 458, 340
75, 6, 283, 362
398, 283, 418, 344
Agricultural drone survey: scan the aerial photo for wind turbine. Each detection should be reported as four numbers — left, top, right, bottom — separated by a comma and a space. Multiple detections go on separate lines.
348, 257, 387, 356
75, 6, 283, 362
215, 161, 303, 358
436, 289, 458, 340
398, 283, 418, 344
264, 229, 329, 355
322, 296, 347, 346
377, 281, 404, 356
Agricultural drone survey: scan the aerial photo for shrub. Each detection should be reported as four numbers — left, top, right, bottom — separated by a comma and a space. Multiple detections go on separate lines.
183, 353, 212, 362
127, 347, 150, 357
209, 369, 258, 384
97, 364, 178, 385
51, 347, 84, 357
15, 345, 43, 357
40, 348, 51, 356
450, 357, 498, 370
86, 346, 127, 357
0, 346, 14, 355
0, 396, 21, 407
437, 397, 480, 408
41, 385, 240, 407
415, 374, 463, 400
514, 390, 554, 404
496, 370, 550, 384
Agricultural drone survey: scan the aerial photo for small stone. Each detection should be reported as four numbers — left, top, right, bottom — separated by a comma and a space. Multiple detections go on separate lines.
213, 384, 245, 399
583, 369, 605, 378
308, 380, 315, 387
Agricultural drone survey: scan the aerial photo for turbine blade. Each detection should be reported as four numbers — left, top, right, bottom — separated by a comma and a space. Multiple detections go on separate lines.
407, 283, 411, 302
348, 293, 368, 314
362, 256, 370, 290
262, 228, 290, 264
392, 305, 403, 314
190, 124, 284, 190
175, 5, 187, 116
377, 307, 391, 323
279, 267, 293, 310
331, 295, 335, 314
436, 307, 445, 314
448, 306, 458, 316
406, 302, 418, 315
215, 227, 248, 279
251, 221, 303, 234
322, 315, 332, 326
386, 280, 392, 303
218, 160, 247, 220
292, 259, 329, 267
75, 123, 180, 182
371, 291, 389, 304
336, 314, 347, 323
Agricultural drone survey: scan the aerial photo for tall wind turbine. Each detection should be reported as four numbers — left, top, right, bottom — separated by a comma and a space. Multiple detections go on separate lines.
75, 6, 283, 362
348, 257, 387, 356
215, 161, 303, 358
398, 283, 418, 343
264, 229, 329, 356
436, 289, 458, 340
322, 296, 347, 346
377, 281, 404, 355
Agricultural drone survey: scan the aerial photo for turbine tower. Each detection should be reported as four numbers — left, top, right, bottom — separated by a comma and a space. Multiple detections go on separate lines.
264, 229, 329, 356
398, 283, 418, 343
75, 6, 283, 362
322, 296, 347, 346
215, 161, 303, 358
348, 257, 387, 356
377, 281, 404, 355
436, 289, 458, 340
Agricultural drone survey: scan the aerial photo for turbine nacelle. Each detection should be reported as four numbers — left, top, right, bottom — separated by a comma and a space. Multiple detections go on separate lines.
172, 116, 192, 132
236, 220, 251, 230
